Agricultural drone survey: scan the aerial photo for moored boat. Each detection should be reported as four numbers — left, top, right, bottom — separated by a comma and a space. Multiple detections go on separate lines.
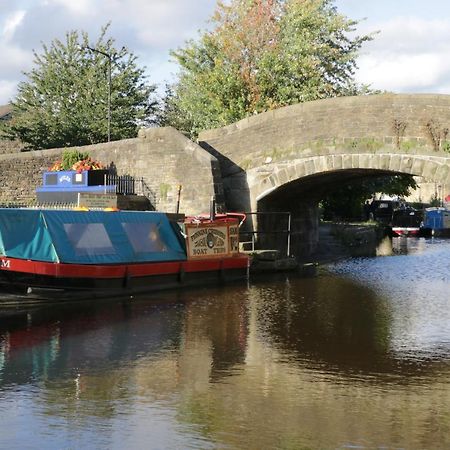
390, 207, 422, 237
0, 208, 249, 305
421, 207, 450, 237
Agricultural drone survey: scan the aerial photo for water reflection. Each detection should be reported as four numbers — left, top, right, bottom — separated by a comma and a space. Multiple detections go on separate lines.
252, 276, 392, 370
391, 236, 428, 255
0, 240, 449, 449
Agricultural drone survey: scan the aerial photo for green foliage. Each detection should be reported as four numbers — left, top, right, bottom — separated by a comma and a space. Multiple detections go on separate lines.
159, 183, 171, 200
442, 140, 450, 153
321, 174, 418, 221
159, 0, 374, 136
4, 24, 157, 149
61, 150, 90, 170
345, 137, 384, 151
429, 195, 442, 207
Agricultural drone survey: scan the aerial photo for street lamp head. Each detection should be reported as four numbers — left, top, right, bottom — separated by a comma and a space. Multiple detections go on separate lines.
83, 45, 113, 60
82, 44, 112, 142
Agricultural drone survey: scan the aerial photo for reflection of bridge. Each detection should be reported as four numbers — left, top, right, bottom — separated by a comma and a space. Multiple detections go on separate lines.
199, 94, 450, 256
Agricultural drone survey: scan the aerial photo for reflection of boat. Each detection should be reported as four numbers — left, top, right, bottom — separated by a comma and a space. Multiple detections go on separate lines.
0, 298, 183, 388
390, 207, 422, 237
421, 207, 450, 237
0, 209, 249, 304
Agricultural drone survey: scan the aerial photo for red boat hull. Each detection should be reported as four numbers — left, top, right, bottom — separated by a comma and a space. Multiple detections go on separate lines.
391, 227, 420, 237
0, 255, 249, 304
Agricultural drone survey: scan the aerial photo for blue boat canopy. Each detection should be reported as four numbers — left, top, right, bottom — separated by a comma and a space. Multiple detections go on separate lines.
423, 207, 450, 230
0, 209, 186, 264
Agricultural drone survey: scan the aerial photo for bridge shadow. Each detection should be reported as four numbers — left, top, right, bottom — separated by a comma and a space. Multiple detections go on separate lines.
199, 141, 254, 225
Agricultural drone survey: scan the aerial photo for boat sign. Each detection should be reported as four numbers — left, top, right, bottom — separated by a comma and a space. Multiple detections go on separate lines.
185, 221, 240, 259
1, 259, 10, 269
77, 193, 117, 209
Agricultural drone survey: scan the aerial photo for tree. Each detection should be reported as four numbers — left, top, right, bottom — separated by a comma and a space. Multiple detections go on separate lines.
160, 0, 373, 136
320, 174, 418, 221
3, 24, 157, 149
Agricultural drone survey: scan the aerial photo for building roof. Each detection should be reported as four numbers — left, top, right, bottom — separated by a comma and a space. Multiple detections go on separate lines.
0, 104, 12, 120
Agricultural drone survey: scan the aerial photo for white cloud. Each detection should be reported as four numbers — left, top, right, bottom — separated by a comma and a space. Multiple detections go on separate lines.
43, 0, 92, 16
0, 0, 217, 104
0, 43, 32, 77
2, 10, 27, 41
356, 16, 450, 93
103, 0, 214, 48
0, 80, 19, 104
357, 53, 450, 92
2, 2, 450, 104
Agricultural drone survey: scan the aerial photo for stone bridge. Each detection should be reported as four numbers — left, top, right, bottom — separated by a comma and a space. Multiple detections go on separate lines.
199, 94, 450, 256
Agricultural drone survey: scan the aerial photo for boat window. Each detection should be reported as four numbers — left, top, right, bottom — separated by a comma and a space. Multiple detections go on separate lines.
121, 222, 168, 253
63, 223, 115, 256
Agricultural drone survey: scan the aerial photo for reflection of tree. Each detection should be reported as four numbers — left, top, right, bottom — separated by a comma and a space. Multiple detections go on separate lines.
1, 280, 449, 449
254, 275, 393, 371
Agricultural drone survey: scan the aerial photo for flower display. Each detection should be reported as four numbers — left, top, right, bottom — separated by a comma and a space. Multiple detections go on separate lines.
49, 160, 63, 171
71, 157, 104, 173
48, 150, 105, 173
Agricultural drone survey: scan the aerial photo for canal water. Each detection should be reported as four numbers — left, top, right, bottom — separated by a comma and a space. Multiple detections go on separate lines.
0, 238, 449, 449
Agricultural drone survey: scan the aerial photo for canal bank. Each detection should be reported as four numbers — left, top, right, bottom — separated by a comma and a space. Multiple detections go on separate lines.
249, 221, 387, 274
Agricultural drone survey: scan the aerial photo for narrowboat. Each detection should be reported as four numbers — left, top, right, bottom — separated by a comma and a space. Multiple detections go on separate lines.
421, 207, 450, 237
0, 208, 249, 305
390, 207, 423, 237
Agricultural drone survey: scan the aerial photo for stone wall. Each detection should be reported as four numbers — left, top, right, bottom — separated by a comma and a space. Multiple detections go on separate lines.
198, 93, 450, 215
0, 127, 223, 215
199, 94, 450, 172
0, 139, 25, 154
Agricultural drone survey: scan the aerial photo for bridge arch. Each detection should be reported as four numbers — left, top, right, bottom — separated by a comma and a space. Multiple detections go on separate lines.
251, 153, 449, 207
249, 155, 449, 257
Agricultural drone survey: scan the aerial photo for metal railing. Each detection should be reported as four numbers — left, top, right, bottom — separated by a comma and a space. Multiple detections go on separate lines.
104, 174, 157, 205
240, 211, 292, 257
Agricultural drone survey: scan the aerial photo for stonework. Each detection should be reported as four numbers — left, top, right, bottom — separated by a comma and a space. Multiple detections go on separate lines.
0, 139, 25, 154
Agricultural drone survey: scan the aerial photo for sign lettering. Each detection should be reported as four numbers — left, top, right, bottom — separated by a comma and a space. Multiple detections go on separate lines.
78, 193, 117, 209
186, 224, 229, 259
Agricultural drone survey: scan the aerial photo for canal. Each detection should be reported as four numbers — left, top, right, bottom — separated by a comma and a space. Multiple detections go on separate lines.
0, 238, 449, 449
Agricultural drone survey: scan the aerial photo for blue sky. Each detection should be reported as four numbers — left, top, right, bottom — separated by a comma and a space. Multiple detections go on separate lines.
1, 0, 450, 104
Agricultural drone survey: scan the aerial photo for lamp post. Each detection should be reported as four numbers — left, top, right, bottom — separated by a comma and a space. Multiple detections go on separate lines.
84, 46, 112, 142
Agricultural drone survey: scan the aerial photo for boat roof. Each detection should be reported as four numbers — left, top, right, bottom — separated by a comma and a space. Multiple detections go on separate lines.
0, 209, 186, 264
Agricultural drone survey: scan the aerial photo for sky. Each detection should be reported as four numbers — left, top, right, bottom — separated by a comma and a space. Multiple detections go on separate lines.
2, 0, 450, 105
